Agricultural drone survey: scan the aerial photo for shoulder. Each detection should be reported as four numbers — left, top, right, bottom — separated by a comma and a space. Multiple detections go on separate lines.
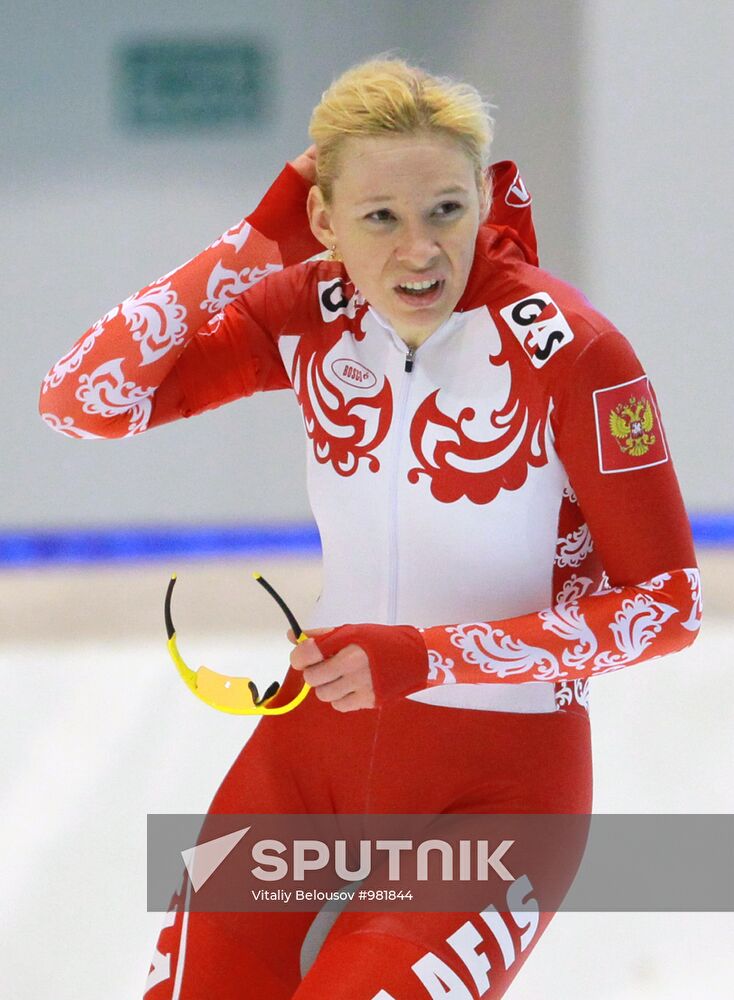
271, 258, 356, 304
230, 257, 358, 330
279, 259, 366, 329
465, 230, 636, 382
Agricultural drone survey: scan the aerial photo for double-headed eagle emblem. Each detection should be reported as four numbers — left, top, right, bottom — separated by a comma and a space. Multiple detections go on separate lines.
609, 396, 656, 456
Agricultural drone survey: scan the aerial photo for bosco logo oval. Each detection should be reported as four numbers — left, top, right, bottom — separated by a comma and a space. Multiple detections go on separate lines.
331, 358, 377, 390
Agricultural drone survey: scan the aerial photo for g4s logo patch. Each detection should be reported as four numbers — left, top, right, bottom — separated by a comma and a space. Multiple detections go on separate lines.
499, 293, 574, 368
318, 279, 362, 323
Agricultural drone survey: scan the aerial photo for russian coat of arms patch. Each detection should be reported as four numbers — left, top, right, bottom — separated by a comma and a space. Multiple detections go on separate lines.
593, 375, 669, 474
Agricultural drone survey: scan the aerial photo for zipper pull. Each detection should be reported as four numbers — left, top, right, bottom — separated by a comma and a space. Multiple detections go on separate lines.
405, 345, 416, 373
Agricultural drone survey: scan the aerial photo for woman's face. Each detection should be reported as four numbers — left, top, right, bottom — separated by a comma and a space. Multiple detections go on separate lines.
308, 131, 484, 346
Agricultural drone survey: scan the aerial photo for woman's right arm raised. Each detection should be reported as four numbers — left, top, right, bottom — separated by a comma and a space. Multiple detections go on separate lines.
39, 154, 321, 440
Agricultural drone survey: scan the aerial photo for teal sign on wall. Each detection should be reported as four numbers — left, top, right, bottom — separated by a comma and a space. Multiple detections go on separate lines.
116, 39, 270, 130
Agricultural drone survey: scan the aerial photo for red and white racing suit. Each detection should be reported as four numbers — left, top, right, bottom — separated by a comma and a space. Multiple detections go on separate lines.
40, 161, 701, 999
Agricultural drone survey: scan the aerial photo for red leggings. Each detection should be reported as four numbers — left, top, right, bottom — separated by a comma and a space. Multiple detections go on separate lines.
143, 668, 592, 999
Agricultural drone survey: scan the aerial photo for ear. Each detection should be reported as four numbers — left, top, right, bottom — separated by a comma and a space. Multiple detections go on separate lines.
307, 185, 337, 251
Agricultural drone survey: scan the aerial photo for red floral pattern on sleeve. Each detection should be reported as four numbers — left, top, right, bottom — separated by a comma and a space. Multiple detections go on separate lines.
39, 171, 305, 439
418, 566, 700, 685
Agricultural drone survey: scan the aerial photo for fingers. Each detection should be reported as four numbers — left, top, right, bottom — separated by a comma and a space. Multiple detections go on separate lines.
285, 635, 375, 712
307, 664, 375, 710
307, 669, 358, 704
285, 626, 333, 645
331, 688, 376, 712
289, 145, 319, 183
289, 636, 321, 668
294, 644, 358, 681
289, 636, 358, 671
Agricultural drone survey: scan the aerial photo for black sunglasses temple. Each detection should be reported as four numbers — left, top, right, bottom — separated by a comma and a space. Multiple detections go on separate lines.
253, 572, 304, 639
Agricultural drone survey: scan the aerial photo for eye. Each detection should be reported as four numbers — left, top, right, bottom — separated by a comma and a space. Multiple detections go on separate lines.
365, 208, 396, 223
433, 201, 463, 218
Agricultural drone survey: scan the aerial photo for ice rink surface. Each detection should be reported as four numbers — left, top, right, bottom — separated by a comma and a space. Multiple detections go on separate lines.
0, 553, 731, 998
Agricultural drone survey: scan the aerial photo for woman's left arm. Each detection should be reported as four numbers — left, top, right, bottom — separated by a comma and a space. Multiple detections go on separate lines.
301, 328, 702, 708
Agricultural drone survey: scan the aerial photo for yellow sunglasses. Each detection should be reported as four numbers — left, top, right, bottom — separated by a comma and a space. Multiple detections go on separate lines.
164, 571, 311, 715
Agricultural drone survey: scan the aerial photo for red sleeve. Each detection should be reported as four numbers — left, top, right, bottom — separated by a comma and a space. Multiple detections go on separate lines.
150, 265, 311, 425
413, 328, 701, 689
39, 168, 310, 440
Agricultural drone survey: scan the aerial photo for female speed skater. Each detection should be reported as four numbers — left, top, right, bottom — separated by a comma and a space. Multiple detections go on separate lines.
40, 56, 701, 998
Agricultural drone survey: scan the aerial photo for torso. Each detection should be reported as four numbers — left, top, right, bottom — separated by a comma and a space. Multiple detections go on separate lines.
270, 232, 608, 717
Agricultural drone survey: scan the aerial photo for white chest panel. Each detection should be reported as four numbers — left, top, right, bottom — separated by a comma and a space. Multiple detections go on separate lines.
281, 306, 565, 713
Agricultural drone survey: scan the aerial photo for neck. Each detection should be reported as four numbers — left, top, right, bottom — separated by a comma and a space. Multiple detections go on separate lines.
399, 331, 433, 350
367, 304, 448, 348
392, 319, 445, 350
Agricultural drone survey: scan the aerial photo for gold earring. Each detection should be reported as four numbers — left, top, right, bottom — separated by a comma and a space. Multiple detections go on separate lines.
328, 244, 337, 261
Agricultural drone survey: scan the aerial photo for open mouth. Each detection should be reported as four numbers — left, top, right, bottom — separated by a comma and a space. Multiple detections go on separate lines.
394, 279, 445, 306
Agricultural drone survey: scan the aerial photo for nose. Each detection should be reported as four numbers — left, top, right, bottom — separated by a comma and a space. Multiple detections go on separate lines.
394, 221, 441, 270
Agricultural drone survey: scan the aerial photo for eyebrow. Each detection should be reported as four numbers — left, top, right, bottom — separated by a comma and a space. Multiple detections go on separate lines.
356, 185, 470, 205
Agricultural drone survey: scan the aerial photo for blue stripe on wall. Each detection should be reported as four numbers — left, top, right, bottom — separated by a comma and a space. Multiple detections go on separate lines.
0, 515, 731, 567
0, 523, 321, 567
689, 514, 734, 548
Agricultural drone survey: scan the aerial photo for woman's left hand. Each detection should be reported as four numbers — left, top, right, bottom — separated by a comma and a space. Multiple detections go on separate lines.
287, 627, 376, 712
288, 144, 318, 185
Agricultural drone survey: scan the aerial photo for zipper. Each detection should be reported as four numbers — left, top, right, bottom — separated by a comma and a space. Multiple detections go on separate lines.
387, 343, 416, 623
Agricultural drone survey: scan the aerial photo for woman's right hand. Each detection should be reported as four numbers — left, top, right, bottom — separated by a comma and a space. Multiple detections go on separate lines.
289, 144, 318, 185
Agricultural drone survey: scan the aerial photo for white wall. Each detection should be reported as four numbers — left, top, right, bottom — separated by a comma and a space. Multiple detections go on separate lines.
578, 0, 734, 509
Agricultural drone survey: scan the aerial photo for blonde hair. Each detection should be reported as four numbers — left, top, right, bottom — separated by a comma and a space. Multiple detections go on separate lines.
309, 55, 495, 213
